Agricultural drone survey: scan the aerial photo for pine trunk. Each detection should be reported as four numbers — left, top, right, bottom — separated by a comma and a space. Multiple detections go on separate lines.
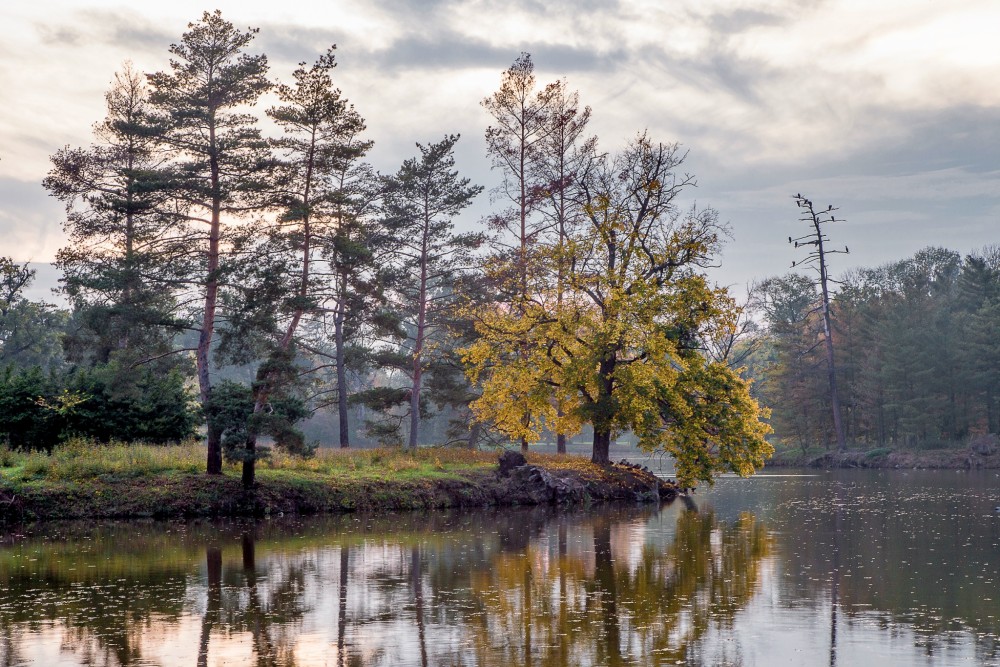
241, 446, 255, 489
408, 210, 430, 450
335, 286, 350, 448
200, 126, 222, 475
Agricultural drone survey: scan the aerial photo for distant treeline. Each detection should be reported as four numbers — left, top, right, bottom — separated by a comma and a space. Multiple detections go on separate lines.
753, 246, 1000, 451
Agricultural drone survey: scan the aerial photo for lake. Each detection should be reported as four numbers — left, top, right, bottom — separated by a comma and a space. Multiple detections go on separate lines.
0, 468, 998, 666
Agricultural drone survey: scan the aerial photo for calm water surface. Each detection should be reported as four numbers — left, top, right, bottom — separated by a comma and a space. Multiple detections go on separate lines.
1, 468, 999, 666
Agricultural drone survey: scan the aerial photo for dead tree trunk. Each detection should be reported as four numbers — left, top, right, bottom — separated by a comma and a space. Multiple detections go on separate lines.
791, 195, 849, 452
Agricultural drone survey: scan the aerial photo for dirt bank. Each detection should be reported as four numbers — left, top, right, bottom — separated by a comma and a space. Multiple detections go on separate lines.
0, 455, 679, 522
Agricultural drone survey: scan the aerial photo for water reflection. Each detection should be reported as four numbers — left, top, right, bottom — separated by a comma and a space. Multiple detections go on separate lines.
1, 471, 999, 666
0, 504, 771, 666
695, 470, 1000, 665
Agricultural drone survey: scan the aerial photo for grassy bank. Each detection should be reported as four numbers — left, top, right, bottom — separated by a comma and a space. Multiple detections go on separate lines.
0, 440, 673, 521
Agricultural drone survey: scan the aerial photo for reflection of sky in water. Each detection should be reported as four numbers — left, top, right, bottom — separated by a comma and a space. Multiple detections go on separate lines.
0, 469, 998, 665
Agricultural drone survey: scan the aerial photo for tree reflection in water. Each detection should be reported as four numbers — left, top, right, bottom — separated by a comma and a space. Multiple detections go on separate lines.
0, 505, 770, 666
463, 505, 771, 666
3, 473, 1000, 665
196, 545, 221, 667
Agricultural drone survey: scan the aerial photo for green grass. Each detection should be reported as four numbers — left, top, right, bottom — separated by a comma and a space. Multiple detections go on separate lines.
0, 438, 521, 485
1, 439, 205, 483
262, 445, 498, 480
0, 438, 663, 520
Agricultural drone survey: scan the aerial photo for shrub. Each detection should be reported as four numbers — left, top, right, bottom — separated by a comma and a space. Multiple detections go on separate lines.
206, 380, 313, 464
865, 447, 892, 459
0, 366, 62, 450
65, 364, 197, 443
0, 363, 198, 450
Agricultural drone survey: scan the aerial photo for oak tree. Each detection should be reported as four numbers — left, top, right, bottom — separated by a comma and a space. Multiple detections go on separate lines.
465, 135, 771, 483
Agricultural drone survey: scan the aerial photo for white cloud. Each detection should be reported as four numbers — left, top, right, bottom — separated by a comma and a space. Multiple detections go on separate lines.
1, 0, 997, 287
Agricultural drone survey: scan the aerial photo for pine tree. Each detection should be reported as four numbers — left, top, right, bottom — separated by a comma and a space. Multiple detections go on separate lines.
530, 78, 595, 453
147, 10, 272, 474
381, 135, 483, 448
46, 64, 189, 371
218, 47, 376, 485
481, 53, 559, 452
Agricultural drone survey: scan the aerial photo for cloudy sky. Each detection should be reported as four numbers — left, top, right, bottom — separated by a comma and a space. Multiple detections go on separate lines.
2, 0, 999, 295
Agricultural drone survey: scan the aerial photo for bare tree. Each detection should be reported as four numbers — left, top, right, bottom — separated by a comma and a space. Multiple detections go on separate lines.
790, 194, 850, 451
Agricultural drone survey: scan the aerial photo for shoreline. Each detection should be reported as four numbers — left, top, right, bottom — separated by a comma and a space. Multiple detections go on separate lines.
0, 455, 679, 522
767, 446, 1000, 470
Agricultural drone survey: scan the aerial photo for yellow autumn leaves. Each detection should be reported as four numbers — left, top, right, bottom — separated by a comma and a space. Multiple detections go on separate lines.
461, 136, 772, 486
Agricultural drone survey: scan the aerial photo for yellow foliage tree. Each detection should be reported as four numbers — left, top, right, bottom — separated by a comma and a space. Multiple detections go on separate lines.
463, 135, 771, 484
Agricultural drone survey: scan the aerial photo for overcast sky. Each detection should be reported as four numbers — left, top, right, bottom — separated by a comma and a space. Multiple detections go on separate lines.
3, 0, 999, 296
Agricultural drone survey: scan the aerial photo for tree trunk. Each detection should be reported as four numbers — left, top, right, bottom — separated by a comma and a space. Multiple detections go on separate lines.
592, 429, 611, 465
811, 204, 846, 452
200, 125, 222, 475
591, 356, 616, 464
243, 162, 314, 480
205, 421, 223, 476
335, 290, 350, 448
411, 547, 428, 667
337, 545, 349, 663
594, 519, 622, 666
201, 305, 221, 474
467, 421, 481, 449
822, 305, 846, 451
197, 546, 222, 667
241, 439, 256, 489
556, 404, 567, 454
520, 409, 530, 453
408, 212, 430, 450
242, 389, 268, 489
409, 361, 423, 450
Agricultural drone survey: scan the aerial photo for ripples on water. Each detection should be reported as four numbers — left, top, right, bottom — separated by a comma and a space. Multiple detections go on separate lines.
0, 468, 998, 665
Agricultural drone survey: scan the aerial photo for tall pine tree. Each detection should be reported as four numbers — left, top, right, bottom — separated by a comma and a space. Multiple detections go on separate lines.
147, 10, 272, 474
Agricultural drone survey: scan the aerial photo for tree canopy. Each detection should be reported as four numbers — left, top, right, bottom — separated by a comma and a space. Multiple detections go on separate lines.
27, 16, 774, 489
464, 135, 772, 484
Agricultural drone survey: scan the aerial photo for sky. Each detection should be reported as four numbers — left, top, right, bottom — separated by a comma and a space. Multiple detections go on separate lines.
2, 0, 999, 298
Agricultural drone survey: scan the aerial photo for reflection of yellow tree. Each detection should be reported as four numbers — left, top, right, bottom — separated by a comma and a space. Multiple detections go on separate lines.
619, 511, 770, 665
466, 509, 771, 666
0, 507, 774, 667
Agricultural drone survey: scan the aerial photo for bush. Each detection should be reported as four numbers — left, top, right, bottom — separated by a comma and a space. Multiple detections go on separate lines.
864, 447, 893, 459
0, 363, 197, 450
64, 364, 197, 443
0, 366, 62, 450
206, 380, 313, 464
